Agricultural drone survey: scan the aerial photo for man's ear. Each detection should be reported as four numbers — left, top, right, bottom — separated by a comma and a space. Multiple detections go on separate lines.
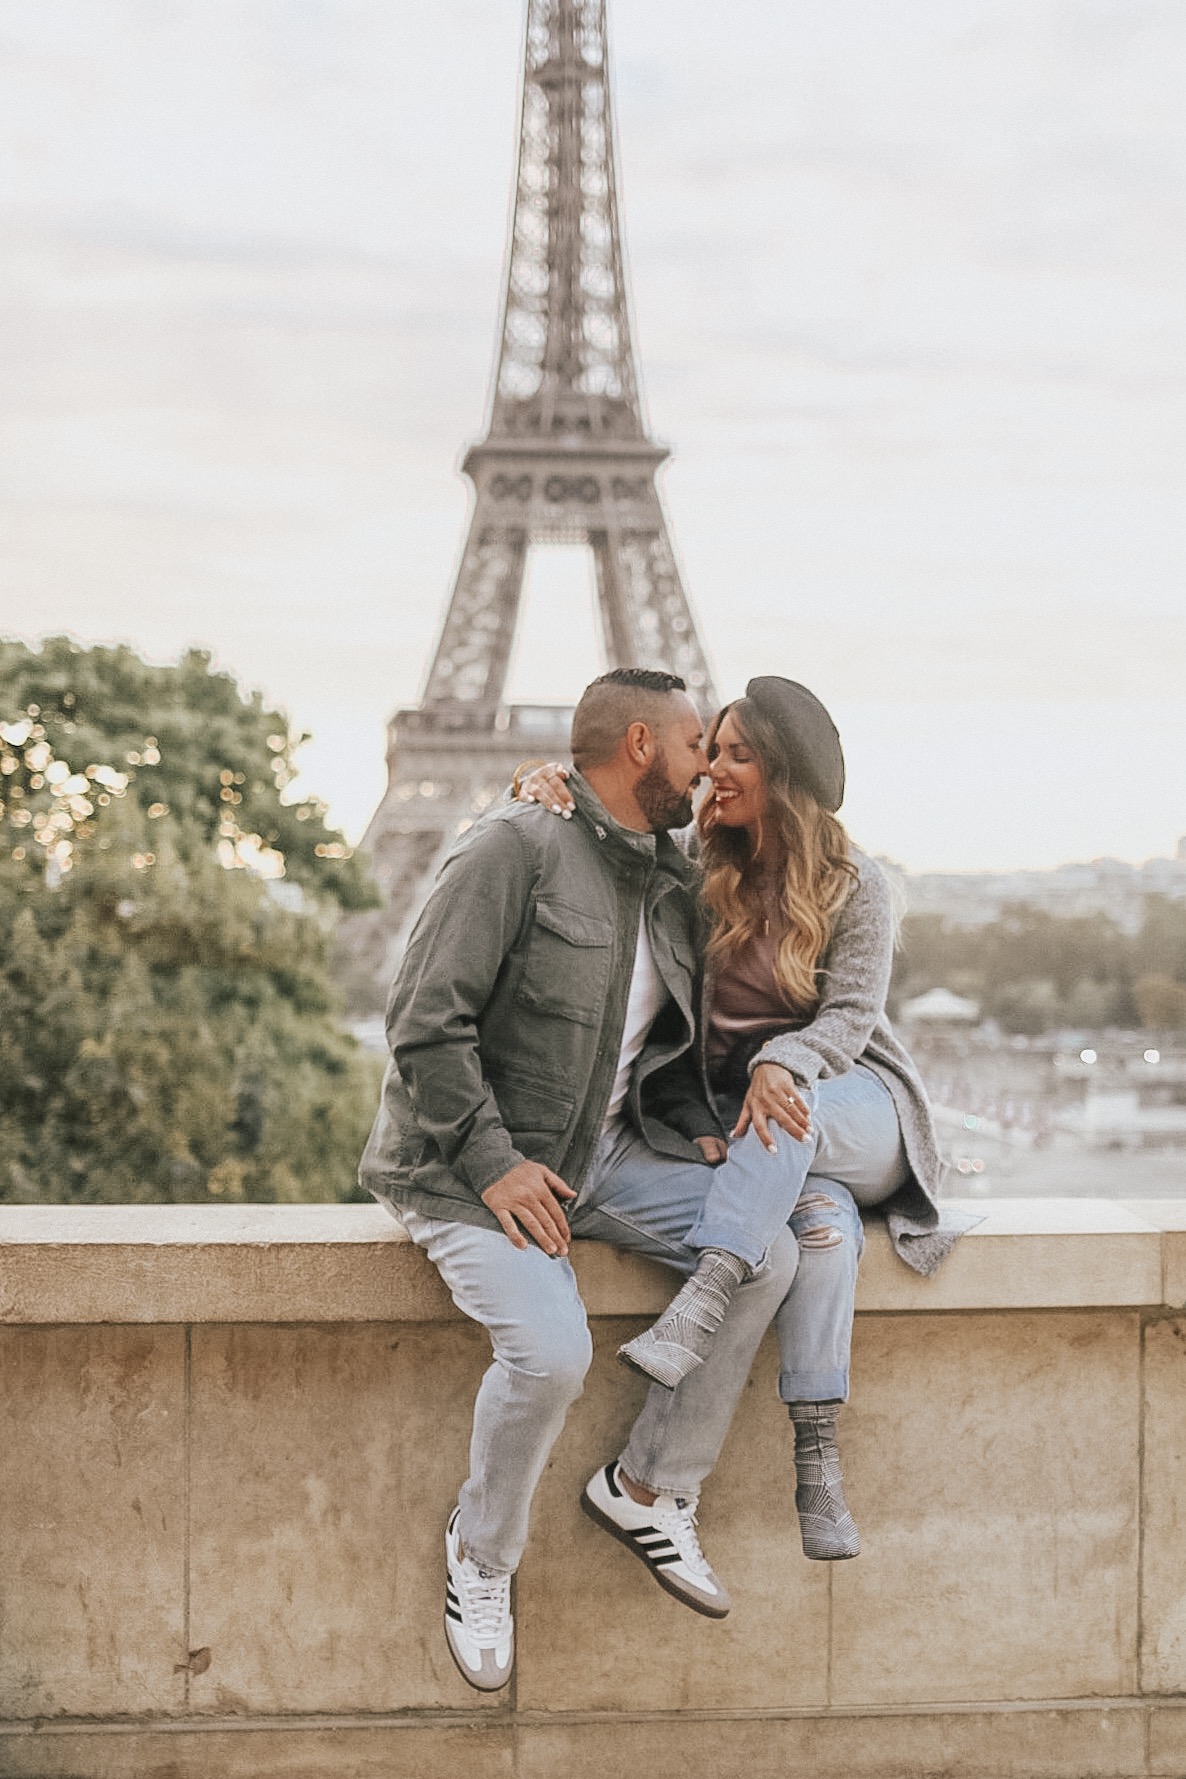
623, 720, 654, 767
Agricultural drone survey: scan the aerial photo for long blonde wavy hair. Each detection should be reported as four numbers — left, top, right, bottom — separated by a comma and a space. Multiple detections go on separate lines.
699, 697, 858, 1012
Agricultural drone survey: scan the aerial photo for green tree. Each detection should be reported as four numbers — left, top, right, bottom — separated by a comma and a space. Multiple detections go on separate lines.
1133, 974, 1186, 1031
0, 638, 382, 1205
1134, 896, 1186, 987
893, 902, 1139, 1033
0, 634, 377, 908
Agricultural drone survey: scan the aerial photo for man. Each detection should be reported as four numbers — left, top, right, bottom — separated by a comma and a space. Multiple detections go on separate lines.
359, 668, 799, 1691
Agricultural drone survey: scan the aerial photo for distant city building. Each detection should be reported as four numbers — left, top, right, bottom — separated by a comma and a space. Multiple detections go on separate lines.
897, 838, 1186, 932
901, 987, 981, 1024
1066, 1086, 1186, 1147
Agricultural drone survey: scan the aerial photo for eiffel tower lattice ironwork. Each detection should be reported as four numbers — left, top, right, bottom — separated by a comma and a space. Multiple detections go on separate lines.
345, 0, 716, 1009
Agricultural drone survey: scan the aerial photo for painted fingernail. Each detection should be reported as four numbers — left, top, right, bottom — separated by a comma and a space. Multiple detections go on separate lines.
561, 809, 572, 819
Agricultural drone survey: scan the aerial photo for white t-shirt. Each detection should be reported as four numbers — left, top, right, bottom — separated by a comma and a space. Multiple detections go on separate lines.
604, 920, 669, 1125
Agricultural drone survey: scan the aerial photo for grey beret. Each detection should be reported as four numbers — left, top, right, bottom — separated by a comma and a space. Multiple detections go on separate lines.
744, 677, 845, 812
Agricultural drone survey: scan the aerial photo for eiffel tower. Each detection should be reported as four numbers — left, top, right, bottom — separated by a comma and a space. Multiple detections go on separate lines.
344, 0, 716, 1010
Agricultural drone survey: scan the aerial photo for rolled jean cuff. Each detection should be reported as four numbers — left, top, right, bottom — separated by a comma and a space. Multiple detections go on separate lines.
689, 1218, 770, 1273
778, 1366, 849, 1405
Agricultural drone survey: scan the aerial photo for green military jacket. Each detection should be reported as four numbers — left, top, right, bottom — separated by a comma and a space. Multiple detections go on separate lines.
359, 772, 721, 1230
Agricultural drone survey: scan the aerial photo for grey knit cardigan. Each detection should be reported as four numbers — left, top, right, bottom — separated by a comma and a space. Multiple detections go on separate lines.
717, 847, 978, 1276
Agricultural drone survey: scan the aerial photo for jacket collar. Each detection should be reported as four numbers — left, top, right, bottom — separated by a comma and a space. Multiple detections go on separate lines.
567, 771, 697, 887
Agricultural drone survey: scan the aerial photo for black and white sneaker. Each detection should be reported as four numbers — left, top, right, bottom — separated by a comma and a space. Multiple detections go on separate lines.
444, 1506, 514, 1691
580, 1461, 731, 1619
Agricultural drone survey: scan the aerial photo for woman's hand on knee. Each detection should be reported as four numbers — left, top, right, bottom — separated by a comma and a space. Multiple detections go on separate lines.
734, 1063, 812, 1153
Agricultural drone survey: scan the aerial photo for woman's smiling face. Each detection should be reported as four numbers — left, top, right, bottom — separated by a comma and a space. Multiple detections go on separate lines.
707, 708, 768, 834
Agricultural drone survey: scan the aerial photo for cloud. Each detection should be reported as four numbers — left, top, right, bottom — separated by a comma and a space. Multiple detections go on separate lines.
1, 0, 1184, 867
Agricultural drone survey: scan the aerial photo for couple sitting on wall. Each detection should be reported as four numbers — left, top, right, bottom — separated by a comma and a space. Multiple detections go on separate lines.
359, 667, 970, 1692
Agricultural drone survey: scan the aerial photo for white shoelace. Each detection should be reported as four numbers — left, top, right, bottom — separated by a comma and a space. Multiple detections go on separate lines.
651, 1496, 712, 1577
457, 1559, 512, 1645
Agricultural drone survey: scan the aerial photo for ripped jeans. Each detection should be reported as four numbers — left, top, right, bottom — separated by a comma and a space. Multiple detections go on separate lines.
577, 1065, 906, 1408
702, 1066, 910, 1403
391, 1070, 902, 1569
396, 1142, 800, 1572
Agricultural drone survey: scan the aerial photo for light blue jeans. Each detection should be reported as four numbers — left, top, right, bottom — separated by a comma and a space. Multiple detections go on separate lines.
394, 1068, 904, 1572
703, 1064, 909, 1402
395, 1123, 798, 1573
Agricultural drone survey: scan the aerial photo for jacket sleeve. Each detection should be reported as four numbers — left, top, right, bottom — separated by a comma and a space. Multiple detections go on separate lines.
387, 818, 535, 1199
641, 1047, 724, 1143
750, 857, 894, 1090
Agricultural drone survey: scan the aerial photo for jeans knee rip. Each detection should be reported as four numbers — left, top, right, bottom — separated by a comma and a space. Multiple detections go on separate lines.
798, 1225, 845, 1250
795, 1192, 845, 1250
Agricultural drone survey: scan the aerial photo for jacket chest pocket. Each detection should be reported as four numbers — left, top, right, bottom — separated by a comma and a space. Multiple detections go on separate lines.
513, 898, 614, 1027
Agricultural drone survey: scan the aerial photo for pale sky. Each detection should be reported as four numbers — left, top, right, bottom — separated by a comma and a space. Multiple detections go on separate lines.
1, 0, 1183, 871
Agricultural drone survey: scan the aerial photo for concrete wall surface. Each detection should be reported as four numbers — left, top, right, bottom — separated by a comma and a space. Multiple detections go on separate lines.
3, 1198, 1186, 1778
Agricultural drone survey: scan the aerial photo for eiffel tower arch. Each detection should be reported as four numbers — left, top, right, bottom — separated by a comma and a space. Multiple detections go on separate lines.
343, 0, 717, 1010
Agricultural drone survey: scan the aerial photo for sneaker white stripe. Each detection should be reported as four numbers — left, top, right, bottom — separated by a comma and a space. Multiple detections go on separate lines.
443, 1505, 515, 1690
631, 1544, 680, 1565
580, 1465, 732, 1620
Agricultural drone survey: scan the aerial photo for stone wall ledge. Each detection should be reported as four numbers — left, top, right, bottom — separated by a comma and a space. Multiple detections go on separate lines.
7, 1194, 1186, 1779
0, 1700, 1179, 1779
1, 1195, 1184, 1324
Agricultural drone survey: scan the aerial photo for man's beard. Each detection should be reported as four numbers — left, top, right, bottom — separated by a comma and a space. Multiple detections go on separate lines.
636, 746, 695, 832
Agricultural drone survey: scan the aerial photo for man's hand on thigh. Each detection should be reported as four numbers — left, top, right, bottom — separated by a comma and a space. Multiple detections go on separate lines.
694, 1135, 728, 1165
482, 1161, 576, 1256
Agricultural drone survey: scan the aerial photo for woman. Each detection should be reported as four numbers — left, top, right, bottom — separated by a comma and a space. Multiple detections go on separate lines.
521, 676, 970, 1559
